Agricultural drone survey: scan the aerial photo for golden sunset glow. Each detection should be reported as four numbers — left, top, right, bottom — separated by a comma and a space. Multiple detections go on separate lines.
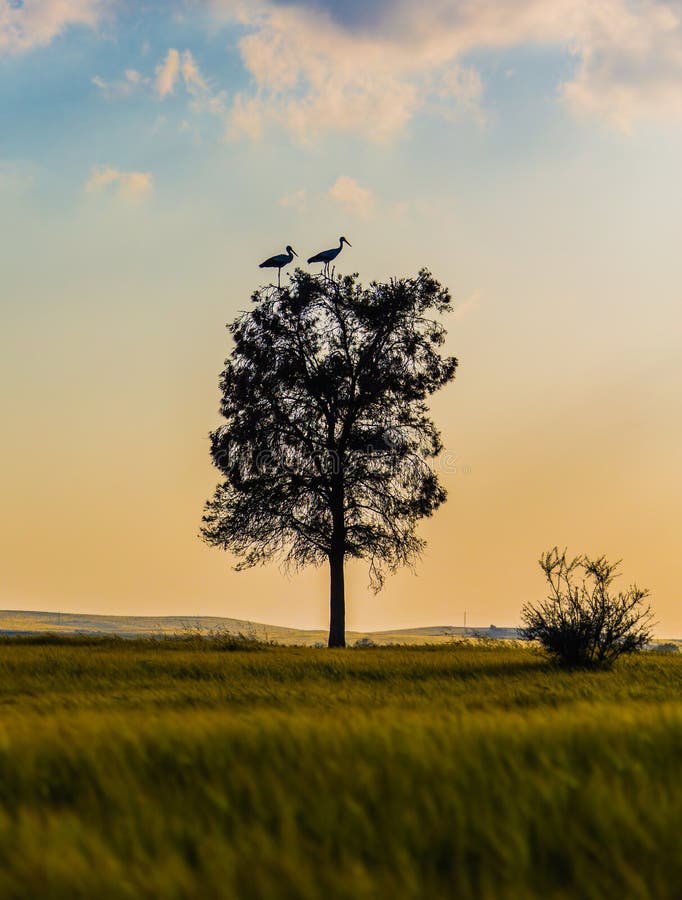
2, 1, 681, 635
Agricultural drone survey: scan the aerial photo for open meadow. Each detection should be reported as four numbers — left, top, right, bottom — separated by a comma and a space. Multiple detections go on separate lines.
0, 636, 680, 899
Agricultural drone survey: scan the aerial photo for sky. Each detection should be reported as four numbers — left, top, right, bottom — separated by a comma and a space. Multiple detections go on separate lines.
1, 0, 682, 636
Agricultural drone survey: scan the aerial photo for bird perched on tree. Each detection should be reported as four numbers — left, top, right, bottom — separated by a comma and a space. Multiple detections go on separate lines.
259, 245, 298, 287
307, 236, 351, 276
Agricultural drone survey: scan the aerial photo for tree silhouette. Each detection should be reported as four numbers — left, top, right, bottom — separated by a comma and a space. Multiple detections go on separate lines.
201, 269, 457, 647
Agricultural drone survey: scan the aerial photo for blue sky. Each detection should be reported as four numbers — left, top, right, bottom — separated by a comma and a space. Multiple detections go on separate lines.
0, 2, 658, 200
2, 0, 682, 634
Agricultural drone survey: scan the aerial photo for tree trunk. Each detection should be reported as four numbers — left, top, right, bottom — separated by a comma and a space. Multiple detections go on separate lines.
328, 547, 346, 648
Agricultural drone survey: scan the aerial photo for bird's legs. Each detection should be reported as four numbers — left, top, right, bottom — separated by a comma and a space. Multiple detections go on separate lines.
278, 268, 281, 289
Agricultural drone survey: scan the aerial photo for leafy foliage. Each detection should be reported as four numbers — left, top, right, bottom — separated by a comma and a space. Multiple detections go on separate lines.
202, 269, 457, 590
521, 547, 654, 667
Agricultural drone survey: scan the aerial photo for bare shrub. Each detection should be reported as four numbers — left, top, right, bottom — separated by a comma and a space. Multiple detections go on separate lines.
521, 548, 654, 668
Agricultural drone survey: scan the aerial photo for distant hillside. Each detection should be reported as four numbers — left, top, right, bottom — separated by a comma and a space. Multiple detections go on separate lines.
372, 624, 521, 639
0, 610, 523, 646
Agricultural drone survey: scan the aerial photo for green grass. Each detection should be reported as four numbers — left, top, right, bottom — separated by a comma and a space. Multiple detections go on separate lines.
0, 638, 680, 899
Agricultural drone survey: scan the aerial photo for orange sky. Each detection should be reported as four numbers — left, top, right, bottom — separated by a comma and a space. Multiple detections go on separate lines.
2, 1, 681, 636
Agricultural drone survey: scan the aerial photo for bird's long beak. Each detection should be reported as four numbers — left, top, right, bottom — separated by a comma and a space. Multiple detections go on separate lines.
292, 248, 298, 256
345, 239, 352, 247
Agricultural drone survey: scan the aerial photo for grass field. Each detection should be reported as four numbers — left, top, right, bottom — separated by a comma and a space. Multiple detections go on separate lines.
0, 636, 680, 899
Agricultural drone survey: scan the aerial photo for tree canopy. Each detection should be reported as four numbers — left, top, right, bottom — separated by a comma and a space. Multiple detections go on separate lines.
202, 268, 457, 646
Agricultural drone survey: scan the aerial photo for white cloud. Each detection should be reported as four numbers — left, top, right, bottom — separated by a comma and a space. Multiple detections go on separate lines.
211, 0, 682, 139
228, 94, 265, 141
5, 1, 681, 138
181, 50, 208, 95
432, 64, 486, 123
561, 1, 682, 130
85, 166, 153, 200
153, 48, 227, 118
328, 176, 374, 218
279, 189, 308, 212
182, 49, 228, 116
280, 180, 403, 218
155, 48, 180, 98
0, 0, 107, 54
92, 68, 146, 98
224, 5, 423, 143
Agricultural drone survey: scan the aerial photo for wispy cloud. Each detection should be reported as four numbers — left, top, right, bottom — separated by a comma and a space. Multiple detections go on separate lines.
561, 2, 682, 130
328, 176, 375, 218
6, 1, 682, 138
212, 0, 682, 140
280, 178, 402, 217
0, 0, 107, 55
182, 50, 227, 116
155, 48, 180, 98
92, 68, 146, 98
181, 50, 208, 95
279, 189, 308, 212
224, 4, 424, 143
153, 48, 227, 117
85, 166, 153, 201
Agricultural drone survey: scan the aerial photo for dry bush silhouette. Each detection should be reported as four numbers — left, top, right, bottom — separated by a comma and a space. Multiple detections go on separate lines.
521, 547, 654, 668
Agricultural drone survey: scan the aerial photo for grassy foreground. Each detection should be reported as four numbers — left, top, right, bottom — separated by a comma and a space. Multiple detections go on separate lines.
0, 637, 680, 899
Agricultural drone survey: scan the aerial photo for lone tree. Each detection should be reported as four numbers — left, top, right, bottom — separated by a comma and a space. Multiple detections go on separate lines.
521, 548, 655, 667
201, 269, 457, 647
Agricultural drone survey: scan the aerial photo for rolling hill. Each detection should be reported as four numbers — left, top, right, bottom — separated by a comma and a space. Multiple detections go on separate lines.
0, 610, 521, 646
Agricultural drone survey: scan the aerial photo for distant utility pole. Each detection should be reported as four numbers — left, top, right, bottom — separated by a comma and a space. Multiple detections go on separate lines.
463, 610, 467, 629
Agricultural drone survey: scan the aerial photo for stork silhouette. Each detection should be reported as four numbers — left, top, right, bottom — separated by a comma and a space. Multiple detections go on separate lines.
259, 245, 297, 288
307, 237, 351, 276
